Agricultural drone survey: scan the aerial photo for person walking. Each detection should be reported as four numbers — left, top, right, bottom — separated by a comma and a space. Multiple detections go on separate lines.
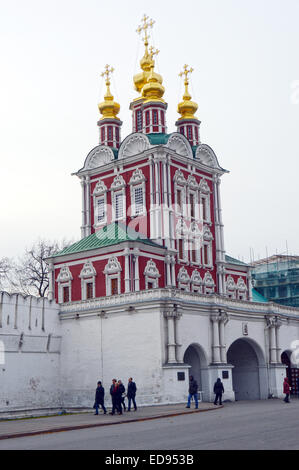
118, 379, 126, 412
109, 378, 122, 415
213, 378, 224, 405
283, 377, 290, 403
94, 381, 107, 415
186, 375, 198, 409
127, 377, 137, 411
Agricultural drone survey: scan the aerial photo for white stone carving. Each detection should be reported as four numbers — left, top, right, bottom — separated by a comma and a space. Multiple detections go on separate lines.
191, 270, 202, 284
177, 267, 190, 283
93, 179, 107, 196
118, 133, 150, 160
199, 178, 210, 193
129, 168, 146, 185
195, 144, 220, 169
144, 259, 161, 278
56, 266, 73, 282
203, 225, 214, 241
103, 257, 122, 274
237, 277, 247, 291
203, 271, 215, 287
226, 275, 237, 291
176, 219, 188, 236
187, 175, 198, 190
166, 133, 193, 159
83, 146, 115, 170
79, 260, 97, 279
111, 174, 126, 190
173, 169, 187, 185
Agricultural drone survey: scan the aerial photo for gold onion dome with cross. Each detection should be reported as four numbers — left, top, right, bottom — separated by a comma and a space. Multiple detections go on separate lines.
177, 65, 198, 120
133, 15, 163, 98
98, 65, 120, 120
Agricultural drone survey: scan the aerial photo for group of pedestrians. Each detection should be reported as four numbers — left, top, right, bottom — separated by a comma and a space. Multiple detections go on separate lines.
93, 377, 137, 415
186, 375, 225, 408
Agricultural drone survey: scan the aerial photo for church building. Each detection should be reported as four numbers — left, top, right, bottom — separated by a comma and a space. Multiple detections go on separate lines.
1, 16, 299, 414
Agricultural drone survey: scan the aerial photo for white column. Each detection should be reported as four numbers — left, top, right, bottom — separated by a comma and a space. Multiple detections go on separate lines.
154, 159, 161, 241
48, 262, 54, 301
211, 315, 221, 363
171, 256, 176, 287
165, 255, 172, 287
216, 177, 225, 262
268, 317, 277, 364
175, 313, 184, 363
134, 250, 140, 292
165, 311, 177, 363
124, 249, 130, 293
86, 176, 91, 236
80, 178, 86, 238
219, 312, 228, 363
149, 157, 156, 239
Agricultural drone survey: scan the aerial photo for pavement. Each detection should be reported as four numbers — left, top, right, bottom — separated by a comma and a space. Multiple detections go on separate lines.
0, 402, 221, 441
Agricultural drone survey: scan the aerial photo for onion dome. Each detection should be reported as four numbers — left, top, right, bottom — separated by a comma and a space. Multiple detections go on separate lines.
177, 64, 198, 120
142, 48, 165, 103
98, 65, 120, 120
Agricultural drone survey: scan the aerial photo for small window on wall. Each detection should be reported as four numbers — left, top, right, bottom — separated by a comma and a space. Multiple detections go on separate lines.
180, 127, 184, 135
115, 126, 119, 142
187, 126, 192, 140
147, 281, 154, 289
136, 109, 142, 131
195, 126, 198, 142
115, 192, 124, 220
111, 278, 118, 295
153, 110, 158, 125
63, 286, 70, 303
96, 197, 105, 223
203, 244, 209, 265
101, 127, 105, 141
177, 189, 183, 213
161, 111, 165, 126
145, 111, 150, 126
190, 193, 195, 218
134, 186, 144, 215
191, 240, 196, 263
108, 126, 113, 140
178, 239, 184, 260
86, 282, 93, 300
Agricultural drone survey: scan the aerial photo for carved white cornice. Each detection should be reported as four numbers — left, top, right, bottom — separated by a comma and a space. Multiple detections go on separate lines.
103, 257, 122, 274
93, 179, 107, 196
79, 260, 97, 279
144, 259, 161, 278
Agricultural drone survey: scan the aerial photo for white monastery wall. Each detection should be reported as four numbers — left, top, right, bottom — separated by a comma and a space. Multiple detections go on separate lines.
0, 292, 62, 413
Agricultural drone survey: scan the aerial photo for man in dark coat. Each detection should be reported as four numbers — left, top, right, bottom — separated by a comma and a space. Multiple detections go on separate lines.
213, 378, 224, 405
118, 379, 126, 412
127, 377, 137, 411
94, 381, 107, 415
109, 379, 122, 415
186, 375, 198, 409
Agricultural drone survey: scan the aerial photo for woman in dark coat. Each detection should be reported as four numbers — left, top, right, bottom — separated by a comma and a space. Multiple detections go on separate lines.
213, 378, 224, 405
283, 377, 290, 403
94, 381, 107, 415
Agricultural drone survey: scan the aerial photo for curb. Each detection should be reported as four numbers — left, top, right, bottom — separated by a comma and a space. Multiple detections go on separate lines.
0, 405, 223, 441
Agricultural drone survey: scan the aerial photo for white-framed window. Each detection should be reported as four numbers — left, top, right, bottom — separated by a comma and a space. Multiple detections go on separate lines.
114, 191, 125, 220
225, 275, 237, 299
191, 270, 203, 293
129, 168, 146, 217
203, 271, 215, 295
173, 170, 187, 216
93, 179, 107, 227
200, 194, 211, 223
79, 260, 97, 300
144, 259, 160, 289
237, 277, 248, 300
177, 267, 191, 291
56, 266, 73, 304
176, 220, 188, 263
103, 257, 122, 296
111, 175, 126, 223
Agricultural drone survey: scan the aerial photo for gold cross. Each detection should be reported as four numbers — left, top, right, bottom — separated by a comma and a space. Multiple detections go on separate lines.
136, 14, 155, 45
179, 64, 194, 82
149, 46, 159, 60
101, 64, 114, 83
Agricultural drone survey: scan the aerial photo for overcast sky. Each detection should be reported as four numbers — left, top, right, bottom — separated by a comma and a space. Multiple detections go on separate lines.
1, 0, 298, 262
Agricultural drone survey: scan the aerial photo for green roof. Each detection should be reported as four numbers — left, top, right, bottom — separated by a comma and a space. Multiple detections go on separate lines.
54, 223, 162, 257
252, 288, 268, 303
225, 255, 248, 266
147, 133, 170, 145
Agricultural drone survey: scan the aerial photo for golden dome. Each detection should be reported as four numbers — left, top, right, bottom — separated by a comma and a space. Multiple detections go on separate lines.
98, 65, 120, 120
177, 65, 198, 120
142, 62, 165, 103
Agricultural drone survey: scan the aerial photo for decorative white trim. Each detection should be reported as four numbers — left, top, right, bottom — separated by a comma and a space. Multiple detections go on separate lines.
118, 133, 150, 160
129, 169, 146, 217
203, 271, 215, 295
173, 169, 187, 186
166, 133, 193, 159
191, 269, 203, 293
144, 259, 161, 289
93, 179, 107, 196
82, 145, 115, 170
111, 174, 126, 190
103, 257, 122, 296
129, 168, 146, 185
195, 144, 221, 169
177, 266, 191, 291
103, 257, 122, 274
199, 178, 211, 194
56, 266, 73, 304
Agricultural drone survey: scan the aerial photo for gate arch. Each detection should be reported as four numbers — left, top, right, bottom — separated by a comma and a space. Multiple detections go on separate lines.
183, 343, 209, 400
227, 338, 267, 400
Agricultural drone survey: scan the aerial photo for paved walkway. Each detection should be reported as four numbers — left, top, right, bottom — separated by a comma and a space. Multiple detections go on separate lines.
0, 402, 220, 440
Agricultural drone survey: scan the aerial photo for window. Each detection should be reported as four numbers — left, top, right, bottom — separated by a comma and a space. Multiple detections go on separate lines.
191, 240, 196, 263
177, 189, 182, 213
187, 126, 192, 140
145, 111, 150, 126
101, 127, 105, 141
108, 126, 113, 140
86, 282, 93, 299
115, 192, 124, 220
201, 197, 207, 221
203, 244, 209, 265
178, 239, 184, 260
153, 110, 158, 125
111, 278, 118, 295
190, 193, 195, 218
96, 197, 105, 223
115, 126, 119, 142
195, 126, 198, 142
161, 111, 165, 126
147, 281, 154, 289
136, 110, 142, 131
134, 186, 144, 215
63, 286, 70, 303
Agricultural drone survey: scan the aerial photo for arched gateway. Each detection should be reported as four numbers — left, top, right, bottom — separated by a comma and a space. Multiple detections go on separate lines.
183, 344, 209, 400
227, 338, 268, 400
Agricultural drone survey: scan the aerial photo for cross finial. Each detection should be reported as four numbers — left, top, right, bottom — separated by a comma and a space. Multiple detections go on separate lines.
136, 14, 155, 45
179, 64, 194, 83
101, 64, 114, 84
149, 46, 159, 60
